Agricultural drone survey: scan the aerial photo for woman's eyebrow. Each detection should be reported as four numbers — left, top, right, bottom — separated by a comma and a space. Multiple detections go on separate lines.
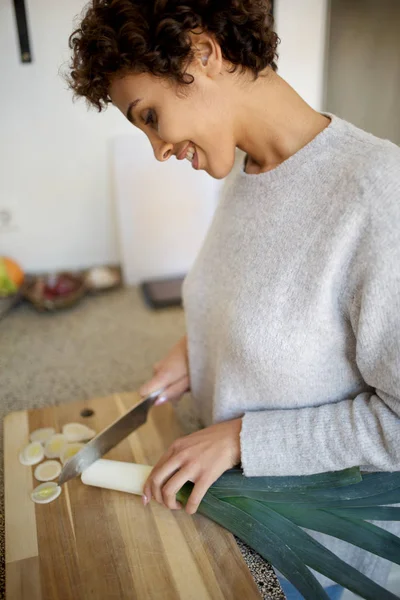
126, 98, 143, 123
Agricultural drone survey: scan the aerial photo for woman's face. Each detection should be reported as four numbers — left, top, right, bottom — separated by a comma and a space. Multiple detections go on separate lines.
109, 37, 238, 180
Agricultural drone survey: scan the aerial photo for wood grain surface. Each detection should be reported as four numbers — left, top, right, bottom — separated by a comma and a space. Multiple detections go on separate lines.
4, 393, 261, 600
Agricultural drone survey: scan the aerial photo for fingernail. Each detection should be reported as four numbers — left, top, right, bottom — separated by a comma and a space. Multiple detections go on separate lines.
142, 494, 148, 506
154, 395, 168, 406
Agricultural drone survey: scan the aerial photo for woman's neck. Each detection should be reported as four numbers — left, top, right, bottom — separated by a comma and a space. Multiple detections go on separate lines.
234, 69, 330, 174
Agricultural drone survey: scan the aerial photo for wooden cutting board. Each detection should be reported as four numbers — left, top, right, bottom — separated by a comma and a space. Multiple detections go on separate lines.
4, 392, 261, 600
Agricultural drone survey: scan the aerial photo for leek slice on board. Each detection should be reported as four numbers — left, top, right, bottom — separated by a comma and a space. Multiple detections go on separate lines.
62, 423, 95, 442
60, 443, 85, 465
19, 441, 44, 466
29, 427, 56, 444
34, 460, 62, 482
44, 434, 67, 459
31, 482, 62, 504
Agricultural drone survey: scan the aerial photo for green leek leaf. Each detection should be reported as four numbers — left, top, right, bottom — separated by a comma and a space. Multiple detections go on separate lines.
211, 467, 362, 492
198, 491, 330, 599
325, 487, 400, 508
177, 471, 400, 599
265, 504, 400, 565
329, 507, 400, 520
211, 471, 400, 507
226, 498, 399, 600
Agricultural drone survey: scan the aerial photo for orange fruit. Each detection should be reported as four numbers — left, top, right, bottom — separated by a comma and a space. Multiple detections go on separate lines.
1, 257, 24, 288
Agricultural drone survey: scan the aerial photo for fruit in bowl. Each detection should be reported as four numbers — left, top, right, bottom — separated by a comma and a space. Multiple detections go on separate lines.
43, 274, 82, 300
24, 272, 86, 311
0, 257, 24, 296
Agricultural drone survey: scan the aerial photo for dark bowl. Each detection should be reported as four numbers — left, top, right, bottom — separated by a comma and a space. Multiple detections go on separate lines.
23, 273, 87, 312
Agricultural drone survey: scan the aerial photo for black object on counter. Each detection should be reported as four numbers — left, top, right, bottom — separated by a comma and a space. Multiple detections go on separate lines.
140, 275, 185, 309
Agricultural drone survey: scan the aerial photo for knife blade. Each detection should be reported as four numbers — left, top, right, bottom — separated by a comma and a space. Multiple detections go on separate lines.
58, 388, 164, 485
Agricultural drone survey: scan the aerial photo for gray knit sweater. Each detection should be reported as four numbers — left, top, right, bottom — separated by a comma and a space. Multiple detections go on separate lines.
182, 114, 400, 588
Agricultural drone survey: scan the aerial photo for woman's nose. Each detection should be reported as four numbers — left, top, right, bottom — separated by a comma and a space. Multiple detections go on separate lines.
162, 148, 172, 160
154, 142, 174, 162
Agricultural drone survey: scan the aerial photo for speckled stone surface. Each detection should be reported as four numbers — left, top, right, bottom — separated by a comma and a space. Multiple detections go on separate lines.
0, 287, 285, 600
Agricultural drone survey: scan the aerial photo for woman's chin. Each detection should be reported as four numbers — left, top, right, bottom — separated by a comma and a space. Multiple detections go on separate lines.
207, 161, 236, 180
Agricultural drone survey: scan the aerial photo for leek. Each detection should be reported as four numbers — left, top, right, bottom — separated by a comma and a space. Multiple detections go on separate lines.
82, 461, 400, 600
180, 468, 400, 600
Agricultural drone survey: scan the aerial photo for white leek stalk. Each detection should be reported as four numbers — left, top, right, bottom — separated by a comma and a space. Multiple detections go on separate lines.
81, 459, 153, 495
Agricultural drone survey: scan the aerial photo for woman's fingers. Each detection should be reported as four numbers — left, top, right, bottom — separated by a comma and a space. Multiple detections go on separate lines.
139, 335, 189, 399
185, 477, 214, 515
142, 448, 173, 504
145, 457, 182, 505
154, 375, 190, 405
145, 466, 216, 513
139, 370, 173, 397
160, 467, 194, 510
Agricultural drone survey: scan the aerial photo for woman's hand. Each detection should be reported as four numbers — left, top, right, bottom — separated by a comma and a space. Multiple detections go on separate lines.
139, 335, 190, 406
143, 418, 242, 515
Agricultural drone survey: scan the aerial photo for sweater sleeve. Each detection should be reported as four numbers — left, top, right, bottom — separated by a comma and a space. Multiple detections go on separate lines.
240, 165, 400, 477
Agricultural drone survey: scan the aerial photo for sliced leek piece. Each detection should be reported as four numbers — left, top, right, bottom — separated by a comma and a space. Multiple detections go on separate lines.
62, 422, 96, 442
34, 460, 62, 482
31, 482, 62, 504
44, 434, 67, 459
19, 441, 45, 466
29, 427, 56, 444
81, 459, 153, 495
60, 443, 85, 465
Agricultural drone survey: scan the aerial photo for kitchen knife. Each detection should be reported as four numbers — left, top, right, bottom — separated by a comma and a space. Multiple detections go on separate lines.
58, 388, 164, 485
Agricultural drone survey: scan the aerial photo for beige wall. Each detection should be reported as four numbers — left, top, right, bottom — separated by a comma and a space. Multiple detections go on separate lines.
325, 0, 400, 145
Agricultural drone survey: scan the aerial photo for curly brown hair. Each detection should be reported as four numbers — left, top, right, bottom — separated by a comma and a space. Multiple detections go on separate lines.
68, 0, 279, 112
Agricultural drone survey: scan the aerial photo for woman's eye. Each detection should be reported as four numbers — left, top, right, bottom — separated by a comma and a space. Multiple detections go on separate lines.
144, 110, 157, 127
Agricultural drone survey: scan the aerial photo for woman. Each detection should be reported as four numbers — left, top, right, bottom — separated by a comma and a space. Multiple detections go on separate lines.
68, 1, 400, 598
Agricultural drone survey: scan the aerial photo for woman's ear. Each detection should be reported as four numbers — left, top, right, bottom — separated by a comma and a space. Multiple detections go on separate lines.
190, 32, 223, 78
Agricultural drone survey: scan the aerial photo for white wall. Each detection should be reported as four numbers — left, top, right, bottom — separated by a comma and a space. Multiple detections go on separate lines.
112, 135, 224, 284
275, 0, 329, 110
0, 0, 133, 273
0, 0, 329, 274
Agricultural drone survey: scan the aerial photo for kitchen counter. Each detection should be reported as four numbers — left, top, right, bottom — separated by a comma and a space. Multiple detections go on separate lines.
0, 286, 284, 600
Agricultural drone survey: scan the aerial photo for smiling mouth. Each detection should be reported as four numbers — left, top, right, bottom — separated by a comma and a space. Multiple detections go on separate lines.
185, 144, 199, 169
185, 145, 195, 162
